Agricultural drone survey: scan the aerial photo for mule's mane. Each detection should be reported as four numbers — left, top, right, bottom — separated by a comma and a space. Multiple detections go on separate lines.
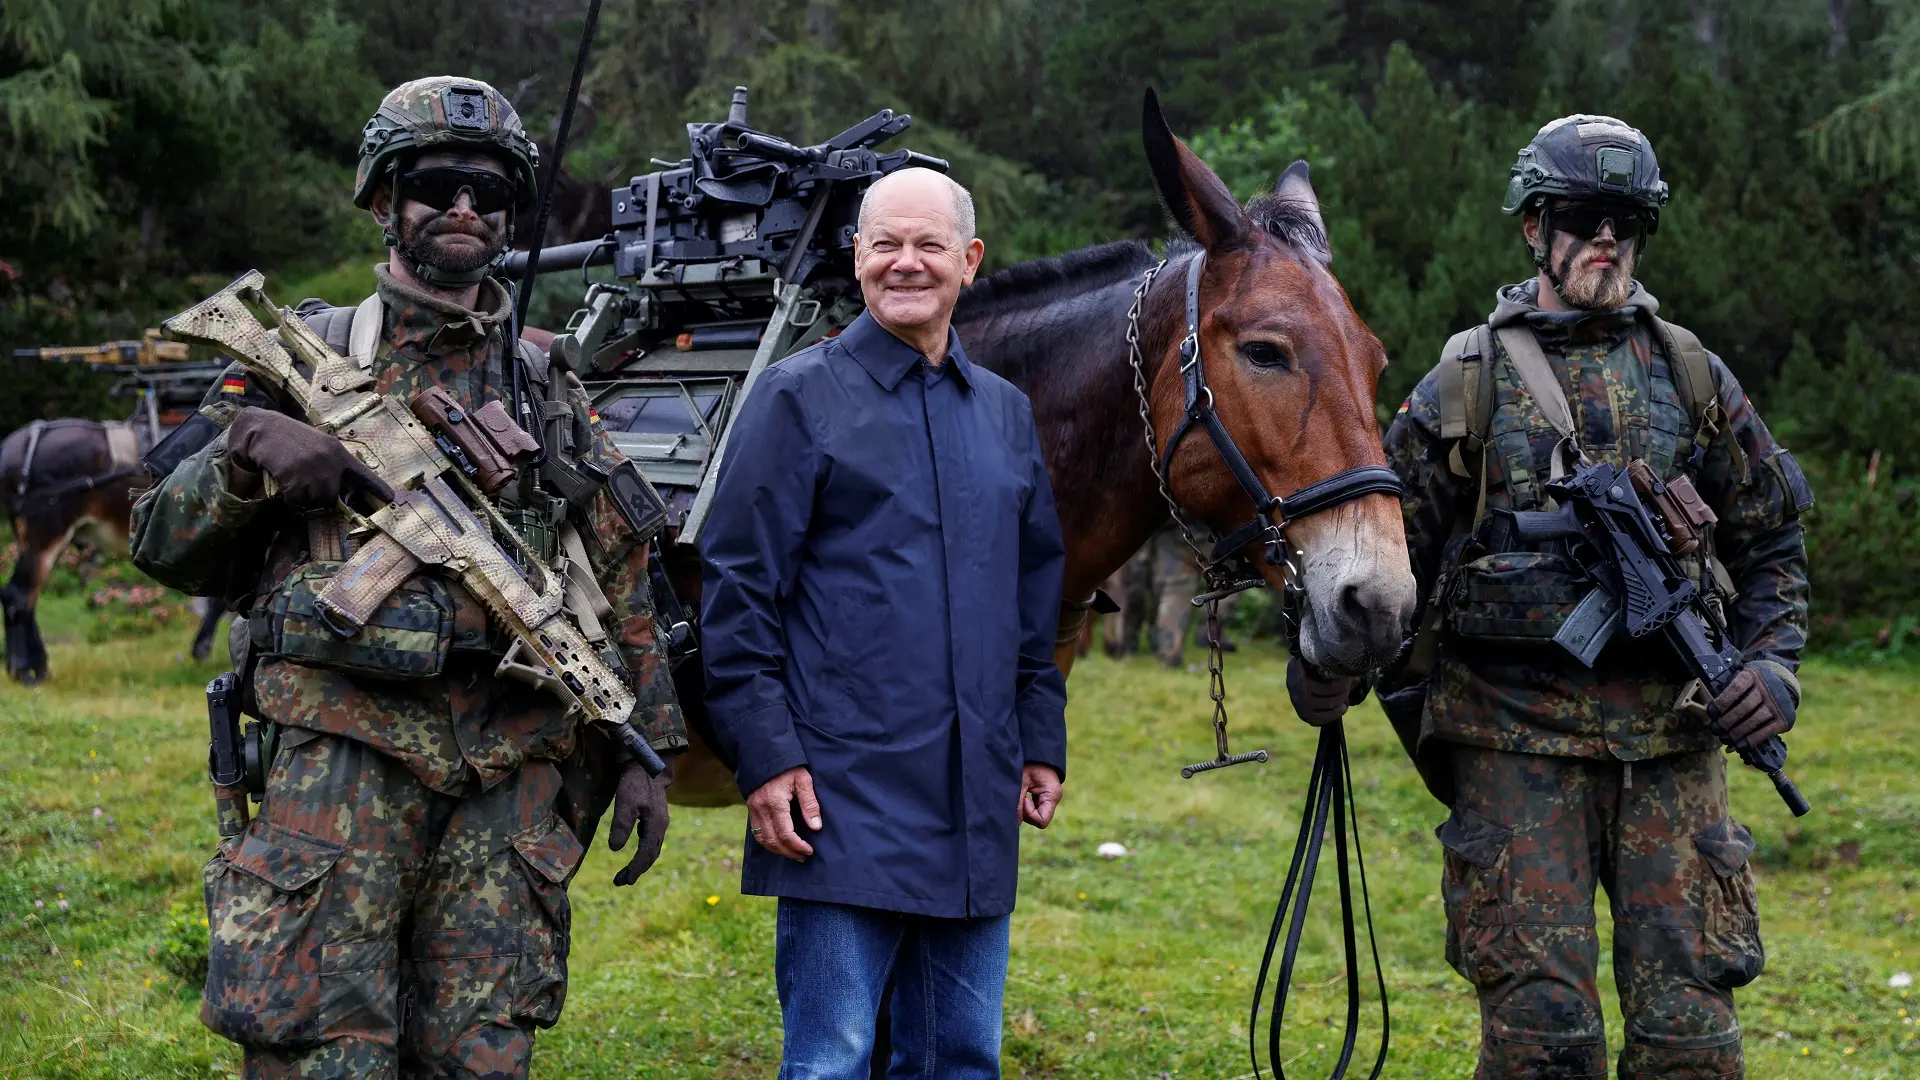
954, 240, 1160, 322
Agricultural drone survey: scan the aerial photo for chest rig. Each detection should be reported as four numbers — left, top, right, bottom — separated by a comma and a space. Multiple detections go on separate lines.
276, 292, 665, 668
1416, 310, 1744, 663
310, 293, 612, 566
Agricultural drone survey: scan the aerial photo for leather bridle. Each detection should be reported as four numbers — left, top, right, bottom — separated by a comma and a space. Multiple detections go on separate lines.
1128, 250, 1396, 1080
1128, 252, 1403, 591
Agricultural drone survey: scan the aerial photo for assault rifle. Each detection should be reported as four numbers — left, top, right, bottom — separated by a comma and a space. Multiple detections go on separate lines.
1510, 460, 1810, 816
161, 270, 667, 777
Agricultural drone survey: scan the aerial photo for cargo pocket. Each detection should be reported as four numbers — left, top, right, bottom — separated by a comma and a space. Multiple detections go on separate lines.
1693, 819, 1764, 989
1448, 550, 1589, 644
1436, 805, 1514, 986
510, 813, 585, 1029
200, 824, 343, 1048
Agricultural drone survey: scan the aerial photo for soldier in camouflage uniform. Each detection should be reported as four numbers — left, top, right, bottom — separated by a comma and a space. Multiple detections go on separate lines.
131, 77, 686, 1080
1100, 525, 1236, 665
1297, 116, 1814, 1079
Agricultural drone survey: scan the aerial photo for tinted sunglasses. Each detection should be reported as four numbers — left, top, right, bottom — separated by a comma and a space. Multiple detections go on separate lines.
1548, 202, 1650, 242
400, 166, 518, 216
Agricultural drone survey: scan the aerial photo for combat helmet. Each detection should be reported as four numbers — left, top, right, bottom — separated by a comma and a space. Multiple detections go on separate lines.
1501, 114, 1670, 229
353, 77, 540, 214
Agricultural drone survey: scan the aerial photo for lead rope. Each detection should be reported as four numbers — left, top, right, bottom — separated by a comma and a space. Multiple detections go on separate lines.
1124, 259, 1389, 1076
1249, 722, 1390, 1080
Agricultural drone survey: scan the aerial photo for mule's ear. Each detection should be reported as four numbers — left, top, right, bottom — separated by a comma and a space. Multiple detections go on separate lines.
1275, 159, 1331, 264
1142, 88, 1250, 250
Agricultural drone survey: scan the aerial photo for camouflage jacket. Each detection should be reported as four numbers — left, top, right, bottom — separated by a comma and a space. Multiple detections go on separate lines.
1384, 280, 1812, 761
131, 266, 686, 795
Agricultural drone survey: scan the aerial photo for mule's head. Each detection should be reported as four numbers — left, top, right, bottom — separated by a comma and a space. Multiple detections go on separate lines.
1141, 90, 1415, 675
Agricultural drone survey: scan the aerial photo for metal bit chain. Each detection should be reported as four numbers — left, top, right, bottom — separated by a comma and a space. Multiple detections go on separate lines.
1129, 261, 1271, 779
1205, 600, 1231, 756
1125, 260, 1217, 578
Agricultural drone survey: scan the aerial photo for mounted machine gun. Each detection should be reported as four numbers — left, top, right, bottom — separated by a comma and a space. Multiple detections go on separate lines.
14, 328, 226, 436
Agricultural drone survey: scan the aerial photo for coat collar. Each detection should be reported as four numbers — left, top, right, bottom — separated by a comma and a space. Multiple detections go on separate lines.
840, 310, 974, 392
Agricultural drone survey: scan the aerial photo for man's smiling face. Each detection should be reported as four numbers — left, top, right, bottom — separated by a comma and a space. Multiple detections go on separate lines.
853, 170, 984, 347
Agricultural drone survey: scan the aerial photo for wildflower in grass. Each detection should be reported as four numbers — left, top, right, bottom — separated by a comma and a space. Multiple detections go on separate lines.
57, 899, 67, 910
1077, 892, 1087, 900
706, 895, 719, 906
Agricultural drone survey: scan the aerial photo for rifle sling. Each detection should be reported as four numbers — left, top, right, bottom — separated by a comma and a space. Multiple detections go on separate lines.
1493, 325, 1579, 486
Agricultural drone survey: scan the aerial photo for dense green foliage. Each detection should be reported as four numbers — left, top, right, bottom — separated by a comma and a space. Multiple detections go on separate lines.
3, 0, 1915, 630
3, 598, 1918, 1077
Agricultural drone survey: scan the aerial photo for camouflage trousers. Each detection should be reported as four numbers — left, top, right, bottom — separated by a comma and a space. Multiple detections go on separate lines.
200, 727, 583, 1079
1437, 746, 1763, 1080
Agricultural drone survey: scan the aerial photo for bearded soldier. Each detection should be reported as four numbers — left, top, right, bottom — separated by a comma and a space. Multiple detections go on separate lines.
1295, 116, 1814, 1078
131, 77, 685, 1078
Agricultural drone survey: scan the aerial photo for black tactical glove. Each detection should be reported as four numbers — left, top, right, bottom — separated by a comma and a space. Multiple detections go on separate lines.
225, 406, 394, 510
1713, 663, 1797, 747
608, 762, 671, 886
1287, 654, 1358, 728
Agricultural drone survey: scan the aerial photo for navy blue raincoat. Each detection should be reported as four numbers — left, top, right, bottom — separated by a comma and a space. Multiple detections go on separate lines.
700, 311, 1068, 918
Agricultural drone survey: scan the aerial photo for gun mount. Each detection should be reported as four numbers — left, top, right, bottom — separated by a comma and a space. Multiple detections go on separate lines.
501, 86, 946, 545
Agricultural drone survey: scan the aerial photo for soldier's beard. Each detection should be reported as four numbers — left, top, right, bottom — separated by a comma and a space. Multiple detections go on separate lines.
1552, 238, 1637, 309
398, 213, 506, 275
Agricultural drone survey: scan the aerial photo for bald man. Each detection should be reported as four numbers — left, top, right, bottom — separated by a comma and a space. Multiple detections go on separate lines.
700, 169, 1069, 1079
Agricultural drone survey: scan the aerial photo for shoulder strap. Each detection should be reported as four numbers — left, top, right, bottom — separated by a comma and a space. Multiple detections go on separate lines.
1492, 325, 1575, 443
1435, 325, 1494, 479
1651, 315, 1746, 482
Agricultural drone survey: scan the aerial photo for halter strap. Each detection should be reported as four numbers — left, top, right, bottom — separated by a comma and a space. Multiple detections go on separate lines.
1151, 251, 1404, 570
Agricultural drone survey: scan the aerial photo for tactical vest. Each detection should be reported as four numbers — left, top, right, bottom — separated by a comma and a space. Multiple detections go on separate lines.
1412, 312, 1745, 662
245, 295, 641, 681
298, 294, 621, 564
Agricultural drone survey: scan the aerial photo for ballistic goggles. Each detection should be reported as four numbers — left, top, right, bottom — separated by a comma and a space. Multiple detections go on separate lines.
1547, 200, 1651, 243
400, 166, 518, 216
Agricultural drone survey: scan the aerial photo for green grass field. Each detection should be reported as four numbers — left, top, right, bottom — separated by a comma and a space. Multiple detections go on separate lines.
2, 590, 1917, 1078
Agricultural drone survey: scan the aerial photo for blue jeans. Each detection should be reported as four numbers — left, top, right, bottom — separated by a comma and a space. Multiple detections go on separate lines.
775, 898, 1010, 1080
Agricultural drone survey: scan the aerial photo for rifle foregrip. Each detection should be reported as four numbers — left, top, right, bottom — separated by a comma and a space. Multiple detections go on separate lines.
1771, 771, 1811, 817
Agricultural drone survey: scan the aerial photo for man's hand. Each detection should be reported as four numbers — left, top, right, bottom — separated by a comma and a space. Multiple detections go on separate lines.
1020, 763, 1063, 828
607, 762, 670, 886
224, 406, 394, 509
746, 766, 821, 862
1713, 664, 1797, 748
1288, 654, 1356, 728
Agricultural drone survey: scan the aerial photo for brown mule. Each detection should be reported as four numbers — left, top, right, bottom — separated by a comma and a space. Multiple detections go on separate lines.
659, 92, 1416, 807
1, 418, 228, 682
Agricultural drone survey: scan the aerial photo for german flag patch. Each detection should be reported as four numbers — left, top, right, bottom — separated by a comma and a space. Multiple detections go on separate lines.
220, 375, 247, 396
587, 407, 603, 426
